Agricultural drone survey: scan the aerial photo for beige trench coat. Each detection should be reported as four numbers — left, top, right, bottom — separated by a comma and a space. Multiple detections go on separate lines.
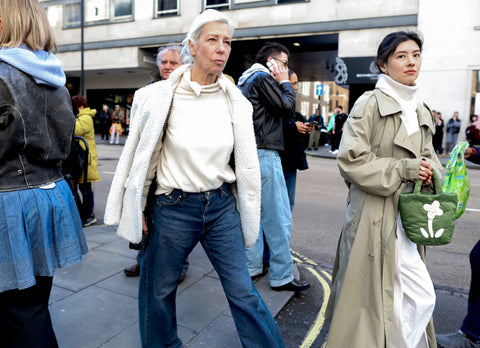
325, 89, 443, 348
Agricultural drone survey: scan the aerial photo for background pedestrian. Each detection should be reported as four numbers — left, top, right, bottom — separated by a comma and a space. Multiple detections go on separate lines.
123, 44, 187, 279
72, 95, 100, 227
238, 41, 310, 292
98, 104, 111, 143
281, 70, 309, 211
446, 111, 462, 152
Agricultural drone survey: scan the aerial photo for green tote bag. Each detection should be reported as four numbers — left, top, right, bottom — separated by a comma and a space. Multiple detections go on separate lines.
398, 169, 457, 246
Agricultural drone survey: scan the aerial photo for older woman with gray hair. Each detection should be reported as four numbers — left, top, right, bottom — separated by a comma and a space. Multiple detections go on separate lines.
104, 9, 285, 348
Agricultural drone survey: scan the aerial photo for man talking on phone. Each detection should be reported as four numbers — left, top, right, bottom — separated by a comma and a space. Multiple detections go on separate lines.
237, 42, 310, 293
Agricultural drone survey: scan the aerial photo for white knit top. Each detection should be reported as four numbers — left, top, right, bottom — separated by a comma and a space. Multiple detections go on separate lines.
143, 69, 236, 202
376, 74, 420, 136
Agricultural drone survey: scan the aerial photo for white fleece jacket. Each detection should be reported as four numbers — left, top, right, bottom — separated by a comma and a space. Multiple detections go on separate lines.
104, 65, 261, 247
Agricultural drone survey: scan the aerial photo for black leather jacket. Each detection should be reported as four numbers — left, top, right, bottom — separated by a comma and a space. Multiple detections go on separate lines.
0, 62, 75, 192
238, 71, 296, 151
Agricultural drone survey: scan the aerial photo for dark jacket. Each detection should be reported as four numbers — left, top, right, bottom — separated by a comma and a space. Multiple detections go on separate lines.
238, 70, 296, 151
446, 117, 461, 134
433, 117, 444, 147
307, 113, 325, 130
466, 146, 480, 165
281, 111, 309, 172
0, 62, 75, 192
98, 109, 111, 126
333, 112, 348, 132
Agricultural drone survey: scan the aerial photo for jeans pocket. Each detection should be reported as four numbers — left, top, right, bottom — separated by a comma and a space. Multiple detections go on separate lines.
157, 191, 184, 206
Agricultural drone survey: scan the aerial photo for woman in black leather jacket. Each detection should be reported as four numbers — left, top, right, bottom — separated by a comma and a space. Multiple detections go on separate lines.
0, 1, 88, 347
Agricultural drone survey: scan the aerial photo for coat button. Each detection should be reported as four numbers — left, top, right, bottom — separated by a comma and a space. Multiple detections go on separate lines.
17, 169, 22, 175
368, 253, 374, 260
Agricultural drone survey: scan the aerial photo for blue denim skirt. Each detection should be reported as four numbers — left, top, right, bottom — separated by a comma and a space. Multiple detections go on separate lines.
0, 179, 88, 293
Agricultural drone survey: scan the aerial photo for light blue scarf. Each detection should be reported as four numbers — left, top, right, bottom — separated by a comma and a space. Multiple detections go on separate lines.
0, 44, 66, 88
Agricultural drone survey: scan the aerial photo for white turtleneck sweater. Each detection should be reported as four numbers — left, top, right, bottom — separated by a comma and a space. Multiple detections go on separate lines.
145, 70, 236, 199
375, 74, 420, 136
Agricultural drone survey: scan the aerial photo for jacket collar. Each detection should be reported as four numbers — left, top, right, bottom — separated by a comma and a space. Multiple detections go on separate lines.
374, 89, 434, 158
374, 89, 434, 133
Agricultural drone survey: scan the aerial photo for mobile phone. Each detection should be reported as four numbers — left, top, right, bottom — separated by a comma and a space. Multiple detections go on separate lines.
266, 59, 278, 74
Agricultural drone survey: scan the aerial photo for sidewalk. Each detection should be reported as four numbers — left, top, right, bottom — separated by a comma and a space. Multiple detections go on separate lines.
49, 224, 294, 348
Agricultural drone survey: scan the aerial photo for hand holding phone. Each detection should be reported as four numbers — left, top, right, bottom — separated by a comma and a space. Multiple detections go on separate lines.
266, 59, 278, 75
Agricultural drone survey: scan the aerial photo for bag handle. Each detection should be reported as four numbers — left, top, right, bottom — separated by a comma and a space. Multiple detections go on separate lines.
446, 141, 469, 173
413, 168, 442, 194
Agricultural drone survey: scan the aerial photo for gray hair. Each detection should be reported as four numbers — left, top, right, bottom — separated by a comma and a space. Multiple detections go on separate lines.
181, 9, 235, 65
156, 45, 183, 69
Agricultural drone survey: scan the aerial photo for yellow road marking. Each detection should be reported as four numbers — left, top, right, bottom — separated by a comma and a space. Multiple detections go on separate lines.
292, 249, 332, 348
299, 269, 331, 348
291, 249, 318, 267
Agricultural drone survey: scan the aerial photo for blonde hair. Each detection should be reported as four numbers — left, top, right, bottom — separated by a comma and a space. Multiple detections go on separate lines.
0, 0, 57, 52
181, 9, 234, 64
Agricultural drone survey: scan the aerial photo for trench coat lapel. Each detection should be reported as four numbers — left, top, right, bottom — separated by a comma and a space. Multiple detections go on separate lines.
375, 90, 421, 158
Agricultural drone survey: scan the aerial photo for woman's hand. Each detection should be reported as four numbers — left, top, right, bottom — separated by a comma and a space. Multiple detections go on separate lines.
419, 160, 433, 185
465, 147, 474, 159
142, 213, 149, 235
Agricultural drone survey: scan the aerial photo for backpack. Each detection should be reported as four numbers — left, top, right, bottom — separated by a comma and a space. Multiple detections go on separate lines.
61, 135, 89, 182
61, 135, 89, 218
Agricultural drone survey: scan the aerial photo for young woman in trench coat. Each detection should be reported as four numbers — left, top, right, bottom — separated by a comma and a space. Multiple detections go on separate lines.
326, 31, 443, 347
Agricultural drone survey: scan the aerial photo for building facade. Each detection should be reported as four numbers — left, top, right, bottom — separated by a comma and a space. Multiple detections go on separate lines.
40, 0, 480, 138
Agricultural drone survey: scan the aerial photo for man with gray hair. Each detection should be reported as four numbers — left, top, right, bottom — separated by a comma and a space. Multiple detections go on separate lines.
149, 45, 183, 83
123, 44, 186, 278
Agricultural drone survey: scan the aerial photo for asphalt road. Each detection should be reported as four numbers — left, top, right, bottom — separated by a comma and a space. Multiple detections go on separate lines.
92, 140, 479, 347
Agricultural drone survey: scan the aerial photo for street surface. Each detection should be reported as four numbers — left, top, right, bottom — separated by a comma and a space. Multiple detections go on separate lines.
93, 140, 478, 347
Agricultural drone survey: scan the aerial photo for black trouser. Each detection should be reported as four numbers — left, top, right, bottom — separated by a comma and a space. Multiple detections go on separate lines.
78, 182, 94, 220
100, 122, 110, 141
0, 276, 58, 348
330, 130, 343, 151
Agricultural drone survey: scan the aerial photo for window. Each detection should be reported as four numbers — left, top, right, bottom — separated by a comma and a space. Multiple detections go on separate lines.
300, 81, 310, 97
300, 101, 310, 119
63, 0, 132, 28
64, 3, 81, 28
205, 0, 229, 11
113, 0, 133, 18
156, 0, 178, 17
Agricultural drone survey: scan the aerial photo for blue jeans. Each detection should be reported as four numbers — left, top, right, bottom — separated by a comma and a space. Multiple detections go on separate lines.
245, 149, 293, 287
138, 183, 285, 348
283, 171, 297, 212
462, 239, 480, 340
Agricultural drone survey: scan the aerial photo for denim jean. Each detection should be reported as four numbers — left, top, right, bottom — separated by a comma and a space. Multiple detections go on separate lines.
462, 239, 480, 341
283, 171, 297, 212
245, 149, 293, 287
138, 183, 285, 348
